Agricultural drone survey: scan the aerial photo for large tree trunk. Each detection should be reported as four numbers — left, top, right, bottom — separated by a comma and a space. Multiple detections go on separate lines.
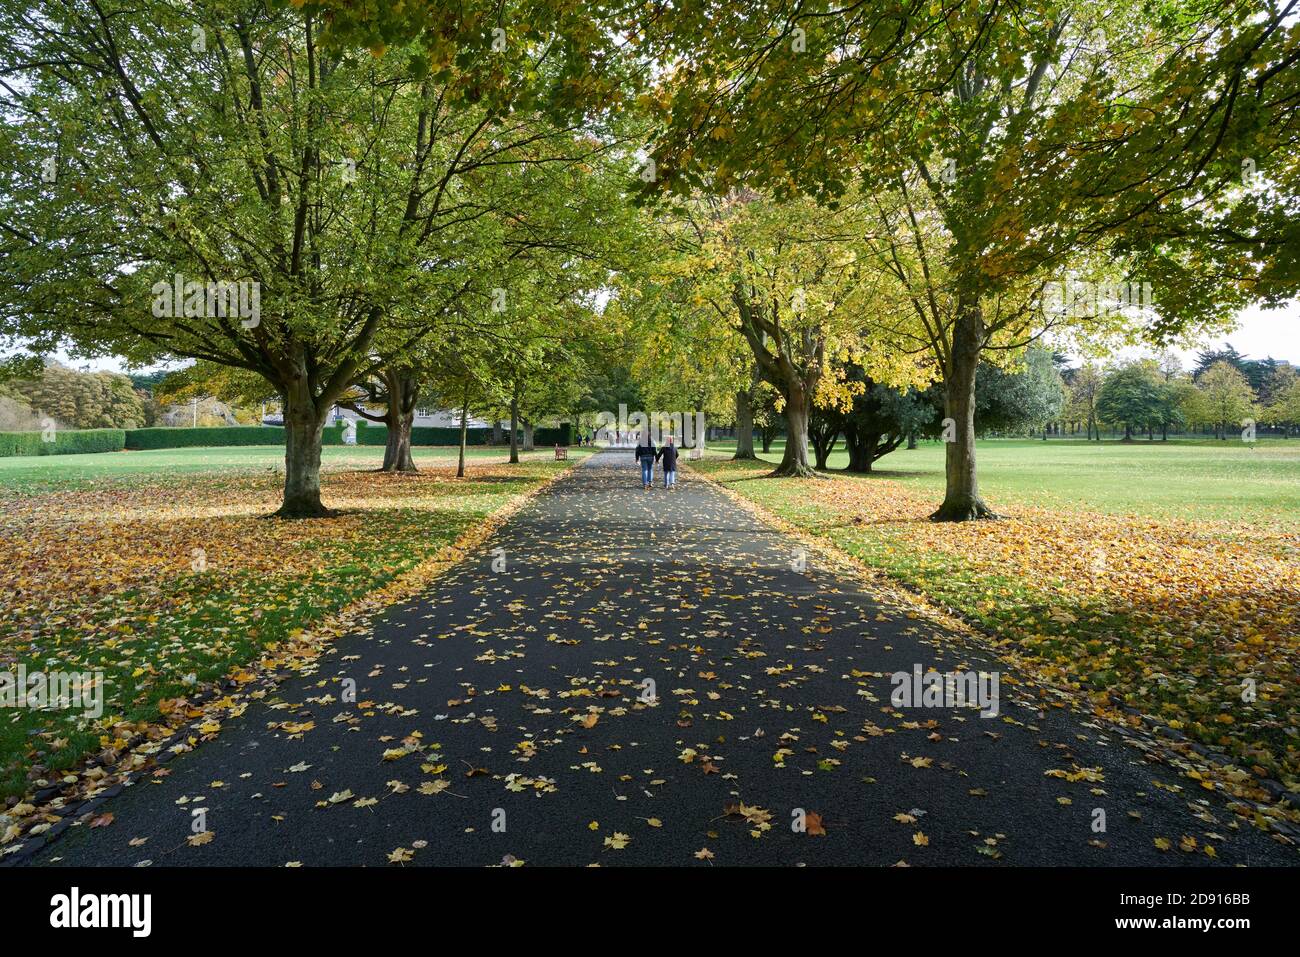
844, 430, 902, 473
378, 371, 418, 473
932, 301, 996, 521
508, 393, 520, 464
491, 420, 503, 445
457, 385, 470, 479
522, 420, 535, 451
279, 380, 329, 518
382, 417, 415, 472
733, 387, 757, 460
843, 431, 873, 473
771, 385, 818, 478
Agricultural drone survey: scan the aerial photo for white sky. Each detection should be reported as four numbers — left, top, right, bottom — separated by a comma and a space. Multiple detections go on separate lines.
1098, 299, 1299, 368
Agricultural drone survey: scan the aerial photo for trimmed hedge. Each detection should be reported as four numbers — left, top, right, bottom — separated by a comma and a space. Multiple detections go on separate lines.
356, 422, 573, 446
0, 428, 126, 457
535, 424, 573, 446
124, 424, 347, 450
357, 423, 492, 447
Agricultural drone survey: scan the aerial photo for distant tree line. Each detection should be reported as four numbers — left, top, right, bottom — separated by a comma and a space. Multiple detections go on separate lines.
1065, 347, 1298, 442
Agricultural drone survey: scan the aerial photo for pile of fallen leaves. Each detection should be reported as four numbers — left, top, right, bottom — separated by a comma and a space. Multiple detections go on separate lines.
0, 459, 566, 804
697, 459, 1300, 798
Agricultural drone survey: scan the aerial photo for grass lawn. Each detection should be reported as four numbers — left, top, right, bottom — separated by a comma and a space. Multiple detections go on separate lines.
706, 436, 1300, 524
694, 438, 1300, 799
0, 445, 585, 802
0, 443, 575, 494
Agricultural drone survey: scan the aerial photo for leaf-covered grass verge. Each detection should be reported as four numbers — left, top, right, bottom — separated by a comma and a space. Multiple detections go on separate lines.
0, 455, 572, 801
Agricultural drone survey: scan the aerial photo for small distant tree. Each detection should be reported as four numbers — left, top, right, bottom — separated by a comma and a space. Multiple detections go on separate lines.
1157, 375, 1198, 441
1263, 372, 1300, 437
1065, 363, 1105, 441
975, 348, 1066, 436
1096, 362, 1164, 441
1195, 361, 1258, 440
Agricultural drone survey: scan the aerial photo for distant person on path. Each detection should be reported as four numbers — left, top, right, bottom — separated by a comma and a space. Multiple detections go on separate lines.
635, 431, 657, 490
657, 435, 678, 490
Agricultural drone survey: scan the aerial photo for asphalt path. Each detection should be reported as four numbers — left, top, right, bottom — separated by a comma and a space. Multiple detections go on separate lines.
28, 451, 1296, 867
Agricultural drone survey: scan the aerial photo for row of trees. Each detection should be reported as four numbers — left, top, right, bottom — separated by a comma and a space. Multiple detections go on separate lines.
631, 0, 1299, 518
0, 361, 147, 430
2, 1, 1297, 519
0, 0, 643, 512
1068, 355, 1300, 441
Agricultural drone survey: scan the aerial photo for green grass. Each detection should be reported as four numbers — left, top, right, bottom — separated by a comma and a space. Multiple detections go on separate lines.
707, 436, 1300, 524
0, 443, 587, 494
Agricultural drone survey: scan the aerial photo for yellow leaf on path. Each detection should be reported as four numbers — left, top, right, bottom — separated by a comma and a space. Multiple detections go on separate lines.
913, 832, 929, 846
188, 831, 215, 846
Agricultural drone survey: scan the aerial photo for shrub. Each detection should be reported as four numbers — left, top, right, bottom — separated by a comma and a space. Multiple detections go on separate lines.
535, 424, 573, 445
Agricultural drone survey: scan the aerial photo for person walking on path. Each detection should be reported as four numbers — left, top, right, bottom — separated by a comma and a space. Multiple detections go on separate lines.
657, 435, 679, 490
635, 431, 658, 490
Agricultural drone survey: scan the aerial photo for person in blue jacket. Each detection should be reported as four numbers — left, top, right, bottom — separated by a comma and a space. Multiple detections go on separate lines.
634, 431, 657, 490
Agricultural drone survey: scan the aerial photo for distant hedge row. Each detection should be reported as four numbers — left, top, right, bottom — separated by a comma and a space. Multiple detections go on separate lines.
124, 424, 348, 450
356, 423, 572, 446
0, 428, 126, 457
1, 420, 572, 456
356, 424, 492, 447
